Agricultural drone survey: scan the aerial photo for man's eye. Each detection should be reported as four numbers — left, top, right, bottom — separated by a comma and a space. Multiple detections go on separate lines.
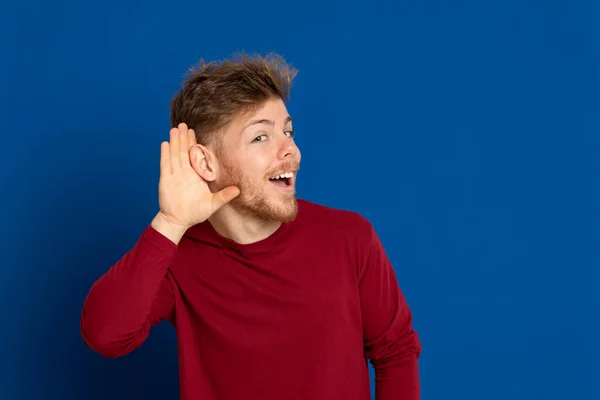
253, 135, 267, 142
285, 130, 295, 138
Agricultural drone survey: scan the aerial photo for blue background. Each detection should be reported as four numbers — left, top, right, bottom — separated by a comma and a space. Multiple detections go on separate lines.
1, 0, 598, 399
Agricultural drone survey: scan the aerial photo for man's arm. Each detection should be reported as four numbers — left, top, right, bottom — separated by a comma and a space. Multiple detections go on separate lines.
358, 222, 422, 400
80, 217, 182, 358
80, 124, 240, 358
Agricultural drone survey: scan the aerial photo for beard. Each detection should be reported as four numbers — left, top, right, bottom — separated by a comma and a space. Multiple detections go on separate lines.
216, 155, 299, 223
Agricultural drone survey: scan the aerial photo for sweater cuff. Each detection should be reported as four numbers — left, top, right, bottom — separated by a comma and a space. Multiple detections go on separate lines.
141, 224, 179, 255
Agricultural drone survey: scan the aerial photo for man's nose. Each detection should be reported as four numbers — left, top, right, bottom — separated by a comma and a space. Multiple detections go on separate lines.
277, 136, 299, 160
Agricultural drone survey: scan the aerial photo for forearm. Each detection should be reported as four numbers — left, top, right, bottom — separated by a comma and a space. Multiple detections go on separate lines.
373, 354, 420, 400
80, 223, 178, 356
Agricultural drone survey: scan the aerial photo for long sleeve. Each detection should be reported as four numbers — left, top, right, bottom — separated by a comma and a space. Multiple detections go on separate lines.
80, 225, 178, 358
358, 223, 422, 400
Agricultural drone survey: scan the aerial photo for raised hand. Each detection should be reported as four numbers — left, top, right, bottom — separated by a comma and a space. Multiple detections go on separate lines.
152, 123, 240, 243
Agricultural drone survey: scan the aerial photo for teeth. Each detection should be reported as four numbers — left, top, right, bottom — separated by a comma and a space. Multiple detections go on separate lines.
270, 172, 294, 180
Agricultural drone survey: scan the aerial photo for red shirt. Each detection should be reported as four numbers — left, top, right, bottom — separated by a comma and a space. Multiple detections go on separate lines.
80, 199, 421, 400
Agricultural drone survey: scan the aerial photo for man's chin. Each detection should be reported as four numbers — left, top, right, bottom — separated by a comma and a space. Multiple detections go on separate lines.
277, 205, 298, 223
266, 197, 298, 223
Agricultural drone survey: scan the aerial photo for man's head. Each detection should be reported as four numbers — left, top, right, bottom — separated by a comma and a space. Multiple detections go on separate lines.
170, 53, 301, 223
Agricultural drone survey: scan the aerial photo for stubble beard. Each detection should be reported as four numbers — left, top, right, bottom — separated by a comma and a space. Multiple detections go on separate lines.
217, 157, 299, 223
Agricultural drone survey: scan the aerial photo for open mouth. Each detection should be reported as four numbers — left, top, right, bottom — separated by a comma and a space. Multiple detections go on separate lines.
268, 172, 294, 187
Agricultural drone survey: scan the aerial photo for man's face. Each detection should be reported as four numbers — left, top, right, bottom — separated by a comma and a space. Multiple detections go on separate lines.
213, 97, 301, 222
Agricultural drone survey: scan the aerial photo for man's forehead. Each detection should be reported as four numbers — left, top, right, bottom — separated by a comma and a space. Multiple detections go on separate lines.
221, 99, 291, 143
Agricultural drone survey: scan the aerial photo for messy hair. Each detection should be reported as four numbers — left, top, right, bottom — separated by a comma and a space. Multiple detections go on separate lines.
170, 52, 298, 149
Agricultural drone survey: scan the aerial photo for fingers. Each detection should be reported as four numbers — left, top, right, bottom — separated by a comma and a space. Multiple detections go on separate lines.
170, 123, 195, 170
211, 186, 241, 211
164, 123, 196, 176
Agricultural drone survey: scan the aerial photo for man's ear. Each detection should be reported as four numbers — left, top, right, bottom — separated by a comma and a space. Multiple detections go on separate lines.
190, 144, 217, 182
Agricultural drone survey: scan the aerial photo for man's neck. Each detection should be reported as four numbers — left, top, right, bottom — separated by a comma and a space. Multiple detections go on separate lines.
208, 206, 281, 245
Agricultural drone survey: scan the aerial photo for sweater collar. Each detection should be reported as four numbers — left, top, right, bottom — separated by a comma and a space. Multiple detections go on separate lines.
183, 202, 305, 259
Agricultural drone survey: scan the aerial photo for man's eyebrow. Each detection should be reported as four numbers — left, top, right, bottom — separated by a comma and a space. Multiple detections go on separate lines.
244, 115, 292, 129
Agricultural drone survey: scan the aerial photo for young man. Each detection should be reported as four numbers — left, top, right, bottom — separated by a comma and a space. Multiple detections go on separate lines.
80, 53, 422, 400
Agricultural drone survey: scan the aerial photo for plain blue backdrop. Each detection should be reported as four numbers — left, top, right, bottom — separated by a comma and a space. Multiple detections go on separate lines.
1, 0, 598, 399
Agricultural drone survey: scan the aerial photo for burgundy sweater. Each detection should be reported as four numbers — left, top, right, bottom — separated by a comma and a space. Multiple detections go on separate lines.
80, 199, 421, 400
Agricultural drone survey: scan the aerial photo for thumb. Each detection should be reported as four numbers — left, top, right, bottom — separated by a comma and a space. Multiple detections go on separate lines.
211, 185, 241, 210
